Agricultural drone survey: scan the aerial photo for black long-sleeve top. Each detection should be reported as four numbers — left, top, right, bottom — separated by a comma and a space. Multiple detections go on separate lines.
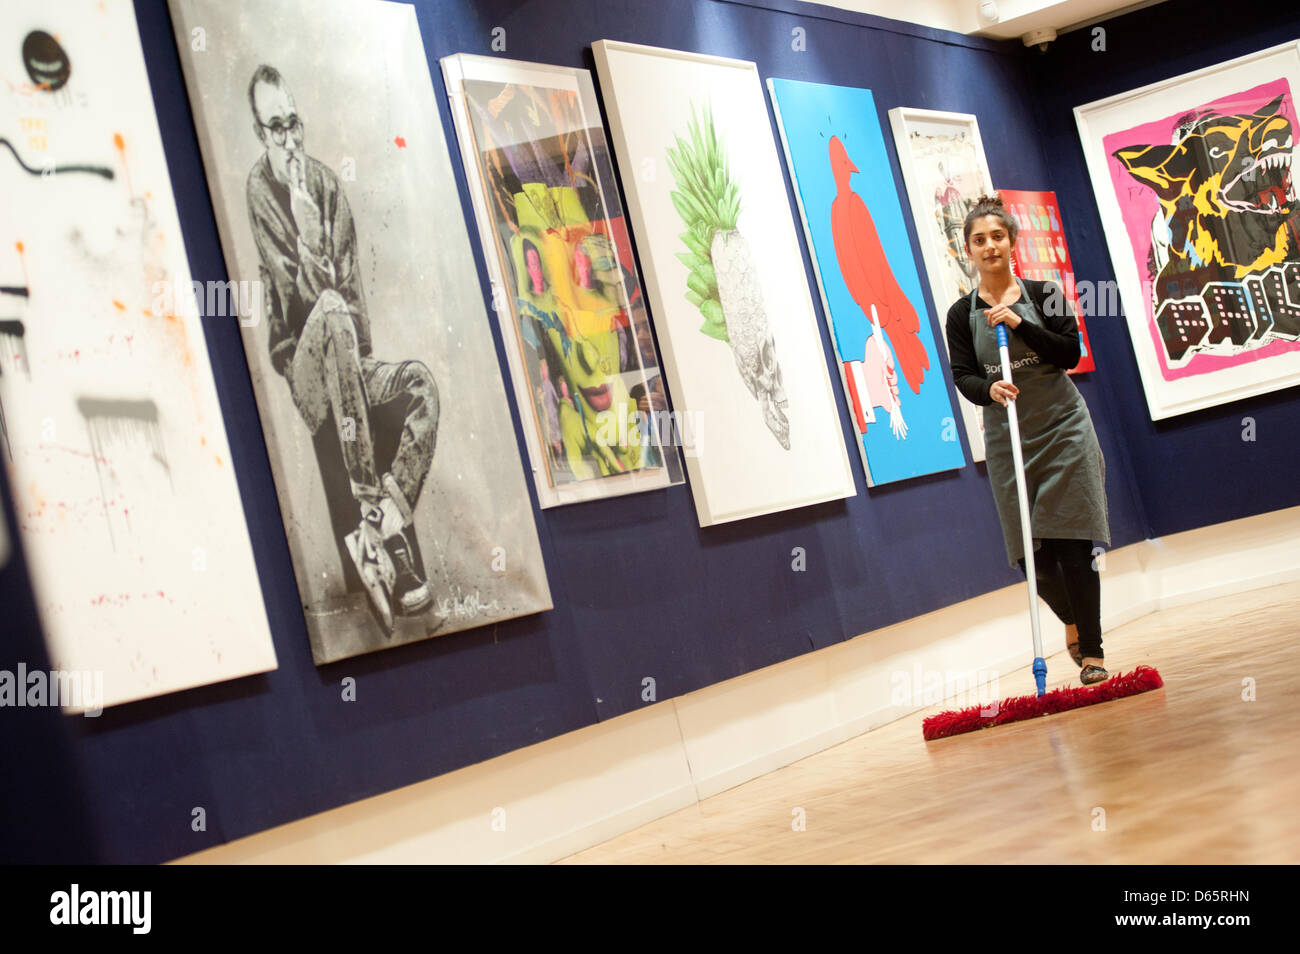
944, 279, 1082, 406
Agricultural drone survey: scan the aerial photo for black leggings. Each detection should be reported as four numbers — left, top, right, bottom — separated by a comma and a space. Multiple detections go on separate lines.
1016, 538, 1102, 659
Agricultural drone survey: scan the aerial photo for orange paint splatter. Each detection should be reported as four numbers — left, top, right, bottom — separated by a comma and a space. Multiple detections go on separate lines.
15, 242, 23, 254
112, 299, 126, 311
214, 455, 223, 467
114, 133, 134, 199
157, 313, 197, 368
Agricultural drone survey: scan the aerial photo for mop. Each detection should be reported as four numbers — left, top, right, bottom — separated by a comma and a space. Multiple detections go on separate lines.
923, 323, 1163, 741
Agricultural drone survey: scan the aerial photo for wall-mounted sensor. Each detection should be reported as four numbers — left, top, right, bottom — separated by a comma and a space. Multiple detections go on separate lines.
1022, 27, 1058, 52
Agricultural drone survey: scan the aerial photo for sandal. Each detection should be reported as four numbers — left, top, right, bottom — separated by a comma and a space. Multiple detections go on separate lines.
1080, 664, 1109, 686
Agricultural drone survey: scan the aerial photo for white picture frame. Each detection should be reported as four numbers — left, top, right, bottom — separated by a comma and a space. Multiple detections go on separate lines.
440, 53, 683, 508
593, 40, 856, 527
1075, 41, 1300, 420
888, 106, 993, 461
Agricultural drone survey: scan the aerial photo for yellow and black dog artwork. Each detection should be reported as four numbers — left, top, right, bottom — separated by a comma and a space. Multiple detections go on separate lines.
1114, 93, 1300, 364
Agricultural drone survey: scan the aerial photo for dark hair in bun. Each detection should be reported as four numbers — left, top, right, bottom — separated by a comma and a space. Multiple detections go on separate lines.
962, 193, 1019, 248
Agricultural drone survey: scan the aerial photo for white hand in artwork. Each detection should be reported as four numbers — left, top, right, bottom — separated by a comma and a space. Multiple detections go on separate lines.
888, 404, 908, 440
869, 305, 906, 440
857, 320, 906, 441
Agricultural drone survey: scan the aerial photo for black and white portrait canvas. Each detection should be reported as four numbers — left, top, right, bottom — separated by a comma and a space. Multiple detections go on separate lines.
0, 0, 277, 709
170, 0, 552, 663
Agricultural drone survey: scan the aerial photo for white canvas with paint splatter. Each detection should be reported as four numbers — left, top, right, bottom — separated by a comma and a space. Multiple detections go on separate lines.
0, 0, 277, 710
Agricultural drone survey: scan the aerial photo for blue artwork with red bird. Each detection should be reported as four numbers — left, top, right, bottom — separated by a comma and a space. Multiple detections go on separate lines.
768, 79, 965, 485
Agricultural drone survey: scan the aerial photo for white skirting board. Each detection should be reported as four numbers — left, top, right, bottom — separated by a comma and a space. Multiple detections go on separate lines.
176, 505, 1300, 864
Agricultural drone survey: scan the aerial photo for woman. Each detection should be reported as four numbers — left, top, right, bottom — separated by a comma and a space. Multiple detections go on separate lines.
945, 195, 1112, 686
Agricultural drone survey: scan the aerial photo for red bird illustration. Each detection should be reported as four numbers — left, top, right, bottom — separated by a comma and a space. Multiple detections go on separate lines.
829, 135, 929, 396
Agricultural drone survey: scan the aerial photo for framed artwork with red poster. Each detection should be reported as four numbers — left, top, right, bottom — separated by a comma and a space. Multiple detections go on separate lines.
999, 189, 1096, 374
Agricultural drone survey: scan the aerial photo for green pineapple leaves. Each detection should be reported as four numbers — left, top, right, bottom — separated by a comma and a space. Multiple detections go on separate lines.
666, 101, 740, 342
699, 299, 726, 339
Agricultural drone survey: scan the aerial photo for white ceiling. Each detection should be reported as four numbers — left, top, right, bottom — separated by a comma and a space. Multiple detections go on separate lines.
827, 0, 1170, 42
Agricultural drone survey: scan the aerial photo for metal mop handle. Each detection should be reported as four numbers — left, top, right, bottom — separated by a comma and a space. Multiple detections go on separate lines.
996, 323, 1047, 696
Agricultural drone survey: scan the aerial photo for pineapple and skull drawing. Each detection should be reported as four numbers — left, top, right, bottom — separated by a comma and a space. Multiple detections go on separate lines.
667, 103, 791, 450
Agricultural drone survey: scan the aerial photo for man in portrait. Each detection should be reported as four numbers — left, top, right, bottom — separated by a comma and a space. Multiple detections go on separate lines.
245, 64, 438, 633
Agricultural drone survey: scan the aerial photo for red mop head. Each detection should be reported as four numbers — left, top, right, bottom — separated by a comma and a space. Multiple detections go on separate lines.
922, 665, 1163, 741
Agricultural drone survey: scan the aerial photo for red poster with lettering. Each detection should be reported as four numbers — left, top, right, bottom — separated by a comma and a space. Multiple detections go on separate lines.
998, 189, 1096, 374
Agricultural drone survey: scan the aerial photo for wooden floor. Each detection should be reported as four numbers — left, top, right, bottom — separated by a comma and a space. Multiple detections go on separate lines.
561, 581, 1300, 864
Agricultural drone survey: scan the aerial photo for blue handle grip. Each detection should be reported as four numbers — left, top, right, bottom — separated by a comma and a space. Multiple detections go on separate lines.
996, 323, 1009, 349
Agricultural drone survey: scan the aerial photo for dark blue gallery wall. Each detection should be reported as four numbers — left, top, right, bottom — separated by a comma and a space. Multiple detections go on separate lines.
524, 0, 1150, 712
1027, 0, 1300, 539
2, 0, 1154, 864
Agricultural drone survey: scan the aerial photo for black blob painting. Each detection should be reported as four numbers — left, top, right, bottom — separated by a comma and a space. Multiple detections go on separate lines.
0, 0, 276, 710
22, 30, 71, 92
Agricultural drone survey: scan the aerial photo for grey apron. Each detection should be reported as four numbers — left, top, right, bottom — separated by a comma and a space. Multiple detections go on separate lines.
970, 277, 1110, 568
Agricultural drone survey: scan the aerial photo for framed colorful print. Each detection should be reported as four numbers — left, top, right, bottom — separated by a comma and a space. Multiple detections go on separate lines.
169, 0, 552, 664
440, 53, 683, 508
592, 40, 856, 527
767, 78, 966, 486
999, 188, 1097, 374
0, 0, 276, 710
888, 107, 994, 461
1076, 41, 1300, 419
